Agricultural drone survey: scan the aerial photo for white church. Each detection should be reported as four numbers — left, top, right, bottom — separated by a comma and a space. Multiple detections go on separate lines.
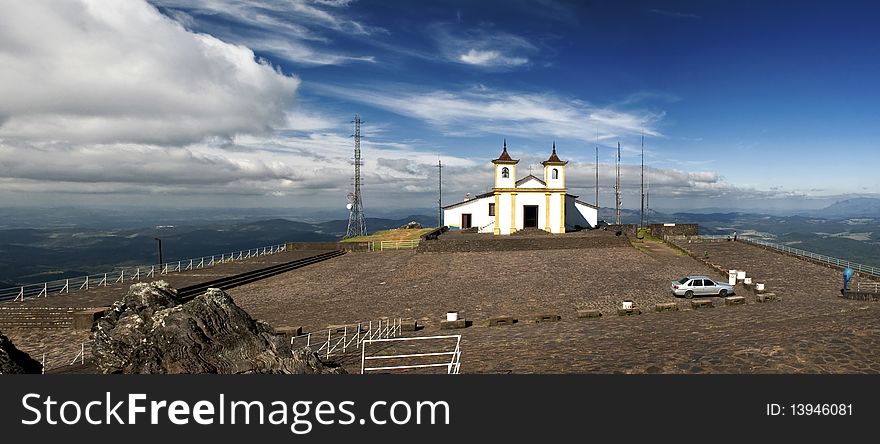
443, 141, 599, 235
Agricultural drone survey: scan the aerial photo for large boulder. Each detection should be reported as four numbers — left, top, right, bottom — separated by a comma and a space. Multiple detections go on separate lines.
0, 330, 43, 374
92, 281, 343, 374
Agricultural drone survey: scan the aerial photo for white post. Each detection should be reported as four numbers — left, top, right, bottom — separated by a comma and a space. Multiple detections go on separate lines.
326, 329, 331, 359
361, 342, 367, 375
15, 287, 24, 302
343, 326, 348, 353
60, 279, 69, 294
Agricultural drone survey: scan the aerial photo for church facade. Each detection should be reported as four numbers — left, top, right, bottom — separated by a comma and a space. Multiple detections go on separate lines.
443, 141, 598, 235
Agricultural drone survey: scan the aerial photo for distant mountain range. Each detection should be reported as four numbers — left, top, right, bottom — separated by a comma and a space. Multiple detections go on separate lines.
0, 215, 436, 287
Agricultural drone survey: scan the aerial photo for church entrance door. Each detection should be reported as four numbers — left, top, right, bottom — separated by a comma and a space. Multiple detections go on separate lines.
461, 213, 472, 229
523, 205, 538, 228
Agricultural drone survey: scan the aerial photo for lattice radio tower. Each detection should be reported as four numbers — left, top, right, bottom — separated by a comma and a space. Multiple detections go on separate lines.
345, 114, 367, 238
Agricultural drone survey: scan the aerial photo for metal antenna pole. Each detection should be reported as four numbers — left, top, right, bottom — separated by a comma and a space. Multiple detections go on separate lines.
346, 114, 367, 238
640, 134, 645, 228
438, 159, 443, 228
646, 168, 650, 226
615, 141, 621, 225
595, 129, 599, 207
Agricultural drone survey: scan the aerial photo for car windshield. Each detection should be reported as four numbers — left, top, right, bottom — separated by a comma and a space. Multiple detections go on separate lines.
677, 277, 689, 284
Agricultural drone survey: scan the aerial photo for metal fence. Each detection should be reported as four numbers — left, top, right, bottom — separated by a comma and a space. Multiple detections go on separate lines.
361, 335, 462, 375
368, 240, 420, 251
290, 318, 403, 360
665, 235, 880, 279
0, 243, 288, 302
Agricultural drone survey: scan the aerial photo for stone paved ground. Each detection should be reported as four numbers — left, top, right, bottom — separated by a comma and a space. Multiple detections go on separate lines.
227, 244, 715, 332
229, 238, 880, 374
5, 238, 879, 374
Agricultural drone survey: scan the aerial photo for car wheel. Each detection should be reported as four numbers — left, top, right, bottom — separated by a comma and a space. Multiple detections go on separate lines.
685, 290, 694, 299
719, 289, 728, 297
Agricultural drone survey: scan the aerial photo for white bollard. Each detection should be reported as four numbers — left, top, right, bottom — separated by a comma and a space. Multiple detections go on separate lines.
756, 283, 765, 291
622, 300, 634, 310
728, 270, 737, 286
736, 271, 746, 282
744, 277, 752, 285
446, 311, 459, 322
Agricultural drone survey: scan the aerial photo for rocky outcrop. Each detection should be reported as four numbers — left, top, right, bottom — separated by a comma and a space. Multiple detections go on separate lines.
0, 330, 43, 374
92, 281, 343, 374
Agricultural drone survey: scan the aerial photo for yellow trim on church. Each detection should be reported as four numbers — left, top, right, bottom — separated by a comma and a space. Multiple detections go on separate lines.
510, 192, 517, 234
544, 193, 551, 232
493, 192, 500, 235
559, 193, 566, 233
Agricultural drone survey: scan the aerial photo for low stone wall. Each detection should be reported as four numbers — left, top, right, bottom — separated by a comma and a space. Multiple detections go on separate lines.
418, 231, 630, 253
649, 223, 699, 238
605, 224, 638, 237
840, 291, 880, 302
285, 242, 368, 252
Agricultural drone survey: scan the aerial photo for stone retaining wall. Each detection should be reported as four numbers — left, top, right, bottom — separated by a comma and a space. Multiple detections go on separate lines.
286, 242, 368, 252
417, 231, 631, 253
649, 223, 699, 238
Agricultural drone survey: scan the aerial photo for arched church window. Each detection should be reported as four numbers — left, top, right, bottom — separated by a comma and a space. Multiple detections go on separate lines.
552, 168, 559, 180
502, 167, 509, 178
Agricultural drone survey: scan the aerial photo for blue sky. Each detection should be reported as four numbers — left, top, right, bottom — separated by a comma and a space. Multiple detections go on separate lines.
0, 0, 878, 214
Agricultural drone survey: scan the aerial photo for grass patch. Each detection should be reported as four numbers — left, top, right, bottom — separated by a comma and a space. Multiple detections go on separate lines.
340, 227, 436, 243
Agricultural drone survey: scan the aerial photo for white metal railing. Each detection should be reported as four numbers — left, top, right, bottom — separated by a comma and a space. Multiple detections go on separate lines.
291, 318, 402, 360
0, 243, 288, 302
478, 220, 495, 234
740, 237, 880, 278
368, 240, 420, 251
665, 235, 880, 279
361, 335, 462, 375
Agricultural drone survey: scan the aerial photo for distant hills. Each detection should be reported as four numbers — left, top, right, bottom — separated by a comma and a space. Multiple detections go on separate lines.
0, 215, 437, 287
810, 198, 880, 218
1, 204, 878, 289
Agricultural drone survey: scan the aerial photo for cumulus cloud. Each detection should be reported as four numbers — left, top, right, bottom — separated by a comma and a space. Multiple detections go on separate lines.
0, 0, 300, 146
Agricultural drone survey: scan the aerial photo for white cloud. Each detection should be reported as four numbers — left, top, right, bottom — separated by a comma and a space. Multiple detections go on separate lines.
432, 23, 538, 69
313, 83, 663, 142
0, 0, 300, 146
150, 0, 380, 66
459, 49, 528, 67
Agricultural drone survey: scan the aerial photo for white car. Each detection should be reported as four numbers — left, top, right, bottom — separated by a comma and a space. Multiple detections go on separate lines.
671, 275, 735, 299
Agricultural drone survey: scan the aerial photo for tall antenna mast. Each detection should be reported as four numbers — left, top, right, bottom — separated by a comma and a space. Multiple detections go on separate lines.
345, 114, 367, 238
646, 167, 650, 226
640, 134, 645, 228
615, 141, 621, 225
595, 129, 599, 207
437, 159, 443, 228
